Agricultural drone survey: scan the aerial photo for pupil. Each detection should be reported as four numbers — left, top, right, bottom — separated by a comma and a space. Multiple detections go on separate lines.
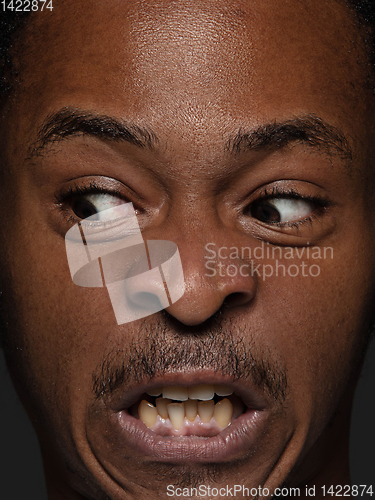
72, 200, 98, 220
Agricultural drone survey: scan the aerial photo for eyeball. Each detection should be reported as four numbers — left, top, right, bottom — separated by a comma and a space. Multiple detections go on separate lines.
72, 193, 130, 221
251, 198, 314, 224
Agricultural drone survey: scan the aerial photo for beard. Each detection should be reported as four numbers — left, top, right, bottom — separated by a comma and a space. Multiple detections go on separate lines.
92, 310, 288, 405
90, 310, 289, 492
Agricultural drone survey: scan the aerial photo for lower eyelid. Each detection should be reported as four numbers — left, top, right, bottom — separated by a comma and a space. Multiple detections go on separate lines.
275, 214, 317, 228
246, 202, 330, 238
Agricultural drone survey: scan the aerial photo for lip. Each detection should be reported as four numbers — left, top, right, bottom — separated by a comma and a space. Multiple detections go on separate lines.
103, 371, 271, 463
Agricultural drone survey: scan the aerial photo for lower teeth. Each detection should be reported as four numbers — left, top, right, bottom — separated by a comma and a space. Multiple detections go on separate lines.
137, 395, 243, 432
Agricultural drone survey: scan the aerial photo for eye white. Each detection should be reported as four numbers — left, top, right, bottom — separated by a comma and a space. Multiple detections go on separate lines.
268, 198, 313, 223
81, 194, 131, 221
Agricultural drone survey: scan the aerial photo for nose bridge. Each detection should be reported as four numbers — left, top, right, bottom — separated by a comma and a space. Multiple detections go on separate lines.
164, 194, 251, 281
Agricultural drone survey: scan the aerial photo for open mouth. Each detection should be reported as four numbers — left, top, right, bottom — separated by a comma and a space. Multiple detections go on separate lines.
100, 375, 270, 463
130, 384, 246, 436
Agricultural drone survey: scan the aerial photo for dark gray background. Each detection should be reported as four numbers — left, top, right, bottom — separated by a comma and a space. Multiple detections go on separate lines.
1, 339, 374, 499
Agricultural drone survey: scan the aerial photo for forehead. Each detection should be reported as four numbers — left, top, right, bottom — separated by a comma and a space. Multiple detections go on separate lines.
11, 0, 369, 146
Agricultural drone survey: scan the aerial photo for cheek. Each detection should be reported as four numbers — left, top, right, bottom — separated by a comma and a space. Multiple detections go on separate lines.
254, 244, 373, 431
0, 211, 120, 426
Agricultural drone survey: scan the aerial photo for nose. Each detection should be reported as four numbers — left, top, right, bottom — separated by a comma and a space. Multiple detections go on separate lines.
102, 235, 256, 326
164, 252, 256, 326
137, 236, 256, 326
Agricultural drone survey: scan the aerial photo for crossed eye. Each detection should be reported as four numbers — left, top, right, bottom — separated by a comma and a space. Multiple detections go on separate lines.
72, 192, 315, 226
250, 197, 314, 224
71, 193, 130, 221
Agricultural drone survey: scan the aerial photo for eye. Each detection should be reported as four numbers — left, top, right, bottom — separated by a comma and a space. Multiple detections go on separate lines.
250, 197, 315, 224
71, 193, 130, 221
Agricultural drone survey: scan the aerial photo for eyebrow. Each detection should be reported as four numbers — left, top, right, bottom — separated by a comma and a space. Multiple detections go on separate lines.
29, 108, 353, 163
29, 107, 159, 157
226, 114, 353, 161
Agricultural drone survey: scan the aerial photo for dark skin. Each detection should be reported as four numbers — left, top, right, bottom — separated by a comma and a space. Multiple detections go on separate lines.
1, 0, 375, 498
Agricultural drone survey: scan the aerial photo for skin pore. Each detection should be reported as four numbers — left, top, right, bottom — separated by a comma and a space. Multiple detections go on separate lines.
1, 0, 375, 499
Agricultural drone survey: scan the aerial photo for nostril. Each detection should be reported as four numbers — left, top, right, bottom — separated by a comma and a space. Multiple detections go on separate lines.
130, 291, 165, 311
224, 292, 252, 308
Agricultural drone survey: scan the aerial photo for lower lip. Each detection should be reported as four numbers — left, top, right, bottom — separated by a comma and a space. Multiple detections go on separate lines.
113, 407, 269, 462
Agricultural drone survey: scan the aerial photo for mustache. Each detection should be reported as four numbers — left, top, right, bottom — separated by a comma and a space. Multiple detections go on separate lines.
92, 312, 288, 403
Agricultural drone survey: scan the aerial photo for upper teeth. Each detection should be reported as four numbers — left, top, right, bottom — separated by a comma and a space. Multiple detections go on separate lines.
138, 397, 235, 431
146, 384, 234, 401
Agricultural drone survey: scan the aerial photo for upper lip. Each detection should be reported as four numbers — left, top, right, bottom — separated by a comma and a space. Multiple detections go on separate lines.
104, 370, 271, 413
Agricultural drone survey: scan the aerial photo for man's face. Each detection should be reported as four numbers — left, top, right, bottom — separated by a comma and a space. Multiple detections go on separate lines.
1, 0, 375, 498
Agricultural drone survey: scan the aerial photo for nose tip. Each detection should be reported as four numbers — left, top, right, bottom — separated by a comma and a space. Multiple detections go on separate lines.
163, 271, 256, 326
